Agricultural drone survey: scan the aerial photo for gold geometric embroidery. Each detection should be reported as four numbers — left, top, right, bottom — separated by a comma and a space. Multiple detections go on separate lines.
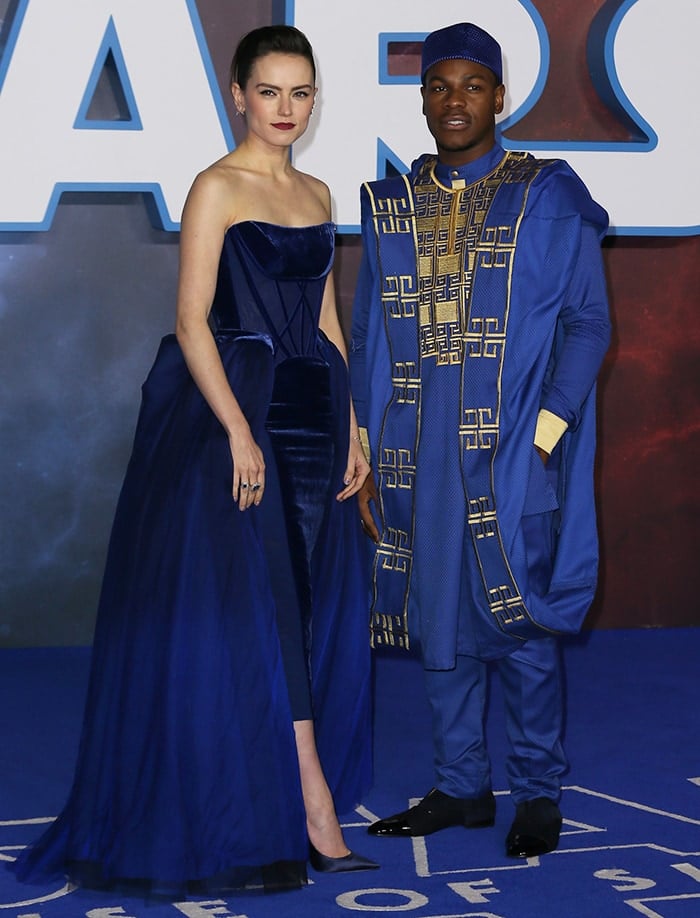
435, 301, 459, 324
377, 527, 412, 573
489, 584, 528, 626
379, 446, 415, 489
477, 225, 515, 269
383, 274, 417, 319
366, 153, 554, 637
437, 254, 460, 275
392, 361, 420, 404
374, 195, 413, 234
421, 322, 463, 365
416, 216, 436, 235
460, 408, 498, 450
415, 174, 499, 367
464, 317, 505, 359
370, 612, 410, 650
418, 256, 433, 277
467, 496, 497, 539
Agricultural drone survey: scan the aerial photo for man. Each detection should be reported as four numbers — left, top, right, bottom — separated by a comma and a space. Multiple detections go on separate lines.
350, 22, 610, 857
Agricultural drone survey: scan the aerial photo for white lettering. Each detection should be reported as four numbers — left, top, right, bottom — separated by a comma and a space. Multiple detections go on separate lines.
594, 868, 656, 891
335, 887, 429, 911
86, 907, 137, 918
172, 900, 246, 918
0, 0, 697, 234
449, 879, 502, 903
0, 0, 232, 230
292, 0, 700, 235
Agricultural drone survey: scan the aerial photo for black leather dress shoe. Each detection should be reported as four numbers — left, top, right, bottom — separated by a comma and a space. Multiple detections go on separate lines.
505, 797, 562, 857
368, 788, 496, 837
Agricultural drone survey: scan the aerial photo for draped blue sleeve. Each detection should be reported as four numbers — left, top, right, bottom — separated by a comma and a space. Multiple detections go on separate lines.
529, 165, 611, 431
540, 223, 611, 428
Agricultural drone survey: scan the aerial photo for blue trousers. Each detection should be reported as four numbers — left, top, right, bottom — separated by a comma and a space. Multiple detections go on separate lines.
423, 637, 567, 804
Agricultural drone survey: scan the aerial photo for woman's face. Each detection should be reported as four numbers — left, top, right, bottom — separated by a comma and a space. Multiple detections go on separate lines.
232, 52, 317, 148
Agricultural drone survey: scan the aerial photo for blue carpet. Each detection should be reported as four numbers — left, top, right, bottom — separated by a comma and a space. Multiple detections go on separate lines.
1, 628, 699, 917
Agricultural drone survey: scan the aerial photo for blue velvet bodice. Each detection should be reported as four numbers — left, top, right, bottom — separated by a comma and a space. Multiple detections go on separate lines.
211, 221, 335, 364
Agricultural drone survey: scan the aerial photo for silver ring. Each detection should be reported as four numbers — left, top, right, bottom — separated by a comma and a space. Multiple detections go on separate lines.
251, 482, 261, 492
240, 482, 249, 489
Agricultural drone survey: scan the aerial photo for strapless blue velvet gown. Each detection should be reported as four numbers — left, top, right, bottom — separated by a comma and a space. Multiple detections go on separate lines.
12, 222, 372, 896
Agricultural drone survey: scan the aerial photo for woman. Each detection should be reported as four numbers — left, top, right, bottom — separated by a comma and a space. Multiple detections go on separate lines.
12, 25, 375, 896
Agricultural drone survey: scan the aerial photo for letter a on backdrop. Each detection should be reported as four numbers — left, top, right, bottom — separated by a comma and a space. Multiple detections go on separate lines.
0, 0, 233, 230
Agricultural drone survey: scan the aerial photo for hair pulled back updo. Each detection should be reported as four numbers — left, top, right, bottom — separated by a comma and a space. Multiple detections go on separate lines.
230, 25, 316, 89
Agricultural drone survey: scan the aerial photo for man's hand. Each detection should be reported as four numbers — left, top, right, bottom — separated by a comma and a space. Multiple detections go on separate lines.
535, 444, 550, 466
357, 474, 381, 543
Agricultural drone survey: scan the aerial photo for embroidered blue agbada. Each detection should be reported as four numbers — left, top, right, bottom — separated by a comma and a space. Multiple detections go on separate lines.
351, 145, 610, 666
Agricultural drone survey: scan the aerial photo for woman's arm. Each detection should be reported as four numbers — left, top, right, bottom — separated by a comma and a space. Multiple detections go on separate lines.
174, 168, 265, 509
318, 271, 370, 501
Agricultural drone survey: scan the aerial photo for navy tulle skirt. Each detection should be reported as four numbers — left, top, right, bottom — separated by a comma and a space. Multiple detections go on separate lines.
11, 330, 371, 897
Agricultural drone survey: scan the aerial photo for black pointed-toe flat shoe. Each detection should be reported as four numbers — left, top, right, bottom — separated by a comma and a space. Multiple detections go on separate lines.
367, 788, 496, 838
505, 797, 562, 858
308, 844, 379, 873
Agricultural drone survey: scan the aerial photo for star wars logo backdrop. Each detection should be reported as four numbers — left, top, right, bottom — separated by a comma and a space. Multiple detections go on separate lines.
0, 0, 698, 644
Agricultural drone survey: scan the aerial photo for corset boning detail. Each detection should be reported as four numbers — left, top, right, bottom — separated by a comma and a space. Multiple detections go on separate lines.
211, 221, 335, 365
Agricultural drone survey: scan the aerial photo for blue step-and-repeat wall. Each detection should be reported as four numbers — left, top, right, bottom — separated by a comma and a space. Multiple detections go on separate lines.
1, 0, 698, 644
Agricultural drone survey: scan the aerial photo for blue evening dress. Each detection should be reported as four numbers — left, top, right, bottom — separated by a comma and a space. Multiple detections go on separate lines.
11, 221, 372, 897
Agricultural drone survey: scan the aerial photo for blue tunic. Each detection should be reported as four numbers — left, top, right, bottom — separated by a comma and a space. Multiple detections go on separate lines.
351, 145, 610, 666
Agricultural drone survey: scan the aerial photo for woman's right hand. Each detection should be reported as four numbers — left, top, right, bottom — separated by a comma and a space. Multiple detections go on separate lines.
229, 424, 265, 510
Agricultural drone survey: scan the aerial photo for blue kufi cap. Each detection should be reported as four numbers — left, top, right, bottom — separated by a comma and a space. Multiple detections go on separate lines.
421, 22, 502, 84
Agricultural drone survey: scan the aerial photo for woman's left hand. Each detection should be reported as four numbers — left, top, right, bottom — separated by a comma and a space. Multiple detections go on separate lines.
336, 438, 370, 501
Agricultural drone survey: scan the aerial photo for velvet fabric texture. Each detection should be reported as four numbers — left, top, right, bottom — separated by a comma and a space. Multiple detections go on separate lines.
12, 222, 372, 897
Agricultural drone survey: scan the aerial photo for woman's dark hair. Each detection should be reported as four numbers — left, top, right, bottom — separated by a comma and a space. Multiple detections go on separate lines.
230, 25, 316, 89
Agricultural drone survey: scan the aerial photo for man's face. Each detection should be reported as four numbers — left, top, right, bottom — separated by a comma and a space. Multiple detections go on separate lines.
421, 58, 504, 166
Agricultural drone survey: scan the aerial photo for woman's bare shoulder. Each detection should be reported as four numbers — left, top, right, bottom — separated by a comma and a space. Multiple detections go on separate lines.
295, 170, 332, 220
191, 154, 245, 196
183, 154, 249, 226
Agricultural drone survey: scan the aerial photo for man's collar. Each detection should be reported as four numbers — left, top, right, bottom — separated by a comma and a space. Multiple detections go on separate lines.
433, 144, 505, 189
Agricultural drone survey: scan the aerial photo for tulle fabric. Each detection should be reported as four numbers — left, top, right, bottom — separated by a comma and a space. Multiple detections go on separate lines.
11, 223, 371, 897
